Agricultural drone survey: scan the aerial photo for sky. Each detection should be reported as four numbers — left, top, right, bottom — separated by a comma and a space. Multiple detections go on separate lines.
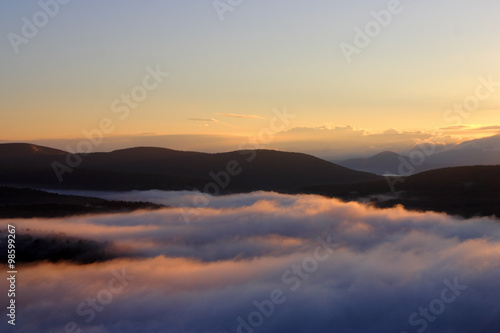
1, 0, 500, 154
1, 191, 500, 332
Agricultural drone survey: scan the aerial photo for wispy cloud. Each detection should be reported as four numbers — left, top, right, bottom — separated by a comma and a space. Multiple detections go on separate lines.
217, 113, 265, 119
440, 125, 500, 131
187, 118, 217, 122
440, 125, 470, 130
475, 125, 500, 130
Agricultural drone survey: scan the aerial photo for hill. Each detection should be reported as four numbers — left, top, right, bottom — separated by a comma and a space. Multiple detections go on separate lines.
0, 143, 382, 192
297, 165, 500, 218
0, 187, 164, 218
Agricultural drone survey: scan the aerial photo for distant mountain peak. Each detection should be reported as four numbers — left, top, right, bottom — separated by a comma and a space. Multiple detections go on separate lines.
372, 151, 400, 158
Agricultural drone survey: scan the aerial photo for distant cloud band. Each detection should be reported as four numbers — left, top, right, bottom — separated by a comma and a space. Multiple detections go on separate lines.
188, 118, 217, 122
217, 113, 265, 119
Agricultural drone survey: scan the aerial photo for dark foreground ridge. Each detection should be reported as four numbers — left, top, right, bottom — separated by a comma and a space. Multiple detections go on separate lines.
0, 187, 164, 218
296, 165, 500, 219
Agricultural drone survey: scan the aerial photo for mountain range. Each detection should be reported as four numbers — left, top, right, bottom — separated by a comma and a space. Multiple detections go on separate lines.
0, 143, 381, 192
337, 134, 500, 175
1, 142, 499, 219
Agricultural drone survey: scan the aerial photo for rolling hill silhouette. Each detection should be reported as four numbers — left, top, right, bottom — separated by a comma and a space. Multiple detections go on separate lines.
0, 143, 381, 192
2, 143, 498, 218
297, 165, 500, 218
0, 187, 164, 218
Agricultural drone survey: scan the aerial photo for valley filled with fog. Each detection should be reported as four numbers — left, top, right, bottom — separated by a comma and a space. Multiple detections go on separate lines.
2, 191, 500, 333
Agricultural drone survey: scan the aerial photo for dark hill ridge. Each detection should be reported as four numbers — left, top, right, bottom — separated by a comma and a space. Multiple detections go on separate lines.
0, 143, 66, 157
82, 148, 380, 183
297, 165, 500, 218
0, 143, 382, 192
1, 142, 499, 218
0, 187, 164, 218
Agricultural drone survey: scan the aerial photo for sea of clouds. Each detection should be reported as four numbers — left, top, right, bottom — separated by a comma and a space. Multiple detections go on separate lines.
1, 191, 500, 333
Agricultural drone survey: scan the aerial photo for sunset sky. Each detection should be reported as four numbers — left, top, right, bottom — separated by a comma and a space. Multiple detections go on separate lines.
1, 0, 500, 152
2, 3, 500, 332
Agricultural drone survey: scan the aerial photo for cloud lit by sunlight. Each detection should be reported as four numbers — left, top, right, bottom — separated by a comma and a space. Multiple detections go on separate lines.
2, 191, 500, 332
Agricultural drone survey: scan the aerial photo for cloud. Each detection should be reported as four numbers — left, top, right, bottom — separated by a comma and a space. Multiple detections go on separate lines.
274, 126, 440, 159
188, 118, 217, 122
475, 125, 500, 131
2, 191, 500, 333
217, 113, 265, 119
440, 125, 500, 132
383, 128, 400, 134
440, 125, 469, 130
